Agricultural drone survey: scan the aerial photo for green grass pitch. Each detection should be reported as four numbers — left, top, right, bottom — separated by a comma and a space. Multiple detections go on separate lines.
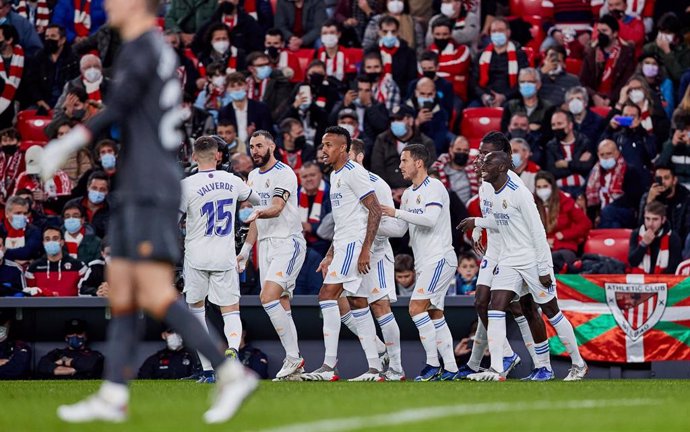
2, 380, 690, 431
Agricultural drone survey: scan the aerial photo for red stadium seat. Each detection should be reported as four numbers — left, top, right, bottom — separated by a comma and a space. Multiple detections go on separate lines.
565, 58, 583, 75
294, 48, 315, 75
460, 107, 503, 149
583, 229, 632, 266
518, 0, 549, 17
522, 46, 536, 67
17, 110, 50, 146
591, 106, 612, 118
343, 47, 363, 74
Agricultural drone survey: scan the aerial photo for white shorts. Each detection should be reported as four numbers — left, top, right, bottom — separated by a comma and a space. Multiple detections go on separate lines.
363, 254, 397, 304
183, 262, 240, 306
258, 236, 306, 296
490, 265, 557, 305
410, 253, 458, 311
324, 240, 364, 296
477, 257, 497, 287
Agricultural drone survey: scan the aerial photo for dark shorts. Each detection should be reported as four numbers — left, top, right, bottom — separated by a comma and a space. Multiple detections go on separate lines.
109, 202, 181, 264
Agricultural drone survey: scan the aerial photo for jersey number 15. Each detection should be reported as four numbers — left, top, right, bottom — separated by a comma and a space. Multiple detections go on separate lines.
201, 199, 234, 237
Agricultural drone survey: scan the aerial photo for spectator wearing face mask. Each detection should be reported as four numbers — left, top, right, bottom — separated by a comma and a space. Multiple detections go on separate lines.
564, 86, 605, 146
604, 0, 645, 56
611, 74, 671, 144
46, 86, 101, 139
0, 128, 25, 205
430, 135, 477, 205
510, 138, 540, 193
65, 171, 110, 238
642, 12, 690, 84
366, 15, 417, 98
426, 0, 480, 48
335, 109, 373, 159
0, 234, 26, 297
194, 62, 231, 123
37, 319, 103, 378
317, 20, 356, 84
361, 51, 400, 112
539, 45, 582, 107
13, 145, 73, 217
277, 117, 315, 171
192, 0, 264, 55
138, 329, 200, 379
72, 140, 118, 199
245, 51, 292, 122
426, 18, 471, 105
500, 68, 554, 135
61, 202, 101, 265
405, 77, 450, 154
406, 51, 455, 116
0, 196, 41, 264
78, 239, 110, 297
196, 22, 247, 80
218, 72, 273, 144
505, 112, 543, 165
363, 0, 425, 57
601, 101, 657, 172
638, 53, 675, 118
264, 28, 301, 83
54, 54, 110, 113
275, 0, 328, 50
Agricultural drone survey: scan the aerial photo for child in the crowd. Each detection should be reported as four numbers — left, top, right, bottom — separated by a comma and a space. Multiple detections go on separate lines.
455, 252, 478, 295
394, 254, 416, 296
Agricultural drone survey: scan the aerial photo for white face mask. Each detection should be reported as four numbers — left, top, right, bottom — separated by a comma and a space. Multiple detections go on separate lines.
568, 98, 585, 115
166, 333, 183, 351
629, 89, 645, 104
211, 76, 226, 89
338, 123, 355, 137
440, 2, 456, 18
0, 325, 7, 343
212, 40, 230, 54
387, 0, 404, 14
84, 67, 102, 83
321, 34, 338, 49
536, 187, 552, 202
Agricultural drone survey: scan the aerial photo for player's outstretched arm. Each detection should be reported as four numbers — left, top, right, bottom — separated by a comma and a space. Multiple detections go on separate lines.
378, 216, 408, 238
246, 195, 288, 223
395, 203, 442, 228
237, 222, 258, 272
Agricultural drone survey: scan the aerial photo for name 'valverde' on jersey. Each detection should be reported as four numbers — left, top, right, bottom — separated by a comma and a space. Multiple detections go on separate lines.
329, 160, 375, 245
400, 176, 454, 268
247, 161, 303, 241
180, 170, 252, 271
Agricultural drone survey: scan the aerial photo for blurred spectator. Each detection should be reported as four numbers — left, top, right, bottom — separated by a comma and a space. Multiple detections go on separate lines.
471, 18, 529, 108
27, 24, 80, 110
431, 135, 477, 205
181, 92, 215, 151
640, 165, 690, 241
638, 53, 675, 118
0, 128, 25, 205
48, 122, 93, 189
36, 318, 103, 379
0, 234, 26, 297
216, 120, 247, 156
580, 14, 635, 107
334, 0, 381, 42
264, 28, 301, 83
365, 15, 417, 100
611, 74, 671, 144
539, 45, 581, 107
317, 20, 355, 84
218, 72, 273, 143
363, 0, 425, 57
138, 329, 200, 379
406, 77, 450, 153
52, 0, 106, 43
61, 202, 101, 264
545, 109, 595, 198
196, 22, 246, 76
534, 171, 592, 273
25, 226, 87, 297
275, 0, 328, 50
362, 51, 400, 112
72, 140, 117, 198
237, 319, 269, 379
46, 86, 101, 139
14, 0, 50, 35
298, 161, 332, 257
336, 109, 370, 153
78, 239, 109, 297
231, 153, 254, 178
541, 0, 596, 60
0, 25, 27, 129
586, 139, 646, 228
394, 253, 415, 295
564, 86, 605, 145
427, 17, 472, 106
505, 112, 543, 165
0, 1, 42, 56
500, 68, 553, 135
277, 117, 315, 172
54, 54, 110, 111
194, 62, 231, 122
510, 138, 540, 193
606, 0, 645, 56
164, 29, 202, 95
192, 0, 264, 54
406, 51, 454, 115
14, 146, 73, 216
72, 25, 121, 73
0, 311, 31, 379
658, 112, 690, 187
66, 171, 110, 238
425, 0, 480, 48
1, 195, 42, 264
370, 105, 435, 200
629, 201, 682, 274
245, 51, 292, 122
165, 0, 218, 42
454, 252, 477, 295
601, 101, 657, 172
641, 12, 690, 84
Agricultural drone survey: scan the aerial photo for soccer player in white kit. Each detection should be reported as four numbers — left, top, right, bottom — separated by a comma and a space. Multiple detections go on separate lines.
301, 126, 384, 382
381, 144, 460, 381
459, 151, 588, 381
179, 136, 259, 382
237, 130, 307, 381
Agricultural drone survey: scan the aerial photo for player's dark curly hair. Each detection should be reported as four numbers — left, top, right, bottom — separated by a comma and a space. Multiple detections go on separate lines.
481, 131, 512, 155
324, 126, 352, 151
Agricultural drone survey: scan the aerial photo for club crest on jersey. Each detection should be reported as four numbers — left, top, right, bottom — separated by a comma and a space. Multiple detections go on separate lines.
416, 195, 421, 204
265, 179, 270, 188
605, 282, 667, 340
502, 200, 508, 209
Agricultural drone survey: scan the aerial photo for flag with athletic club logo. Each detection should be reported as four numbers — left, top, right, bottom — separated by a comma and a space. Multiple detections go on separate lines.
545, 275, 690, 363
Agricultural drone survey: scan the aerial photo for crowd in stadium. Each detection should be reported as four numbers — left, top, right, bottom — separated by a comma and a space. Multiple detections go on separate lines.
0, 0, 688, 302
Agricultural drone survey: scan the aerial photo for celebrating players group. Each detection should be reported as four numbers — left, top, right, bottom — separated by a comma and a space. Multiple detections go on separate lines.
181, 126, 589, 383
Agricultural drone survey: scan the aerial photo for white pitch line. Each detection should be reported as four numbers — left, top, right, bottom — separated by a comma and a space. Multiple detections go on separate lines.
251, 399, 657, 432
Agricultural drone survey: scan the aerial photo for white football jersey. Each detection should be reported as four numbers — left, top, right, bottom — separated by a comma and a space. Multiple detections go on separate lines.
247, 161, 303, 241
180, 170, 253, 271
478, 174, 553, 273
478, 170, 523, 261
329, 160, 375, 245
369, 172, 394, 260
399, 176, 455, 268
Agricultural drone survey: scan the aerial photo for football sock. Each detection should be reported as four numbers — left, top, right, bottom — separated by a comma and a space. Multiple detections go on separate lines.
343, 310, 386, 356
502, 339, 515, 357
433, 317, 458, 373
468, 318, 487, 371
320, 300, 340, 368
487, 310, 507, 373
534, 340, 552, 370
263, 300, 300, 358
412, 312, 440, 367
377, 312, 402, 371
286, 310, 299, 355
352, 307, 382, 371
188, 305, 213, 371
549, 311, 585, 367
222, 311, 242, 351
103, 313, 140, 385
515, 315, 538, 368
166, 300, 224, 369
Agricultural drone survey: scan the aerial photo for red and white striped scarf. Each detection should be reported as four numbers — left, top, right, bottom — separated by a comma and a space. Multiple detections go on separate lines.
639, 99, 653, 132
634, 225, 670, 274
197, 46, 238, 77
222, 14, 236, 31
3, 219, 26, 250
0, 150, 23, 194
246, 76, 266, 101
15, 0, 50, 29
73, 0, 92, 38
379, 40, 399, 75
298, 179, 326, 224
278, 147, 303, 171
478, 41, 518, 89
317, 46, 345, 81
555, 141, 586, 188
597, 42, 621, 96
585, 156, 626, 208
0, 45, 25, 115
83, 77, 103, 102
430, 153, 479, 195
373, 74, 393, 105
64, 227, 85, 258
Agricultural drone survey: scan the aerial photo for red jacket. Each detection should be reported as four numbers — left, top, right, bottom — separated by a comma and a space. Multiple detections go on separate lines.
25, 255, 87, 297
543, 191, 591, 252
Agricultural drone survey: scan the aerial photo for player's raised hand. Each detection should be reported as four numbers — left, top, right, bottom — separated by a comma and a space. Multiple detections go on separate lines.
357, 246, 371, 274
539, 274, 553, 289
457, 217, 476, 232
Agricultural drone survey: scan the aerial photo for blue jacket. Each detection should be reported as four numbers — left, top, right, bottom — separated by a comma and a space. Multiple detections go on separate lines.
51, 0, 107, 43
0, 223, 42, 262
6, 11, 43, 56
0, 259, 27, 297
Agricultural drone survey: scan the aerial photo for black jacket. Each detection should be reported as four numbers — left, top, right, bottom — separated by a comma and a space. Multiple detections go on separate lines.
192, 8, 264, 55
545, 132, 596, 187
27, 45, 80, 107
218, 99, 273, 135
138, 348, 200, 379
78, 258, 105, 296
370, 129, 436, 189
639, 185, 690, 241
573, 109, 605, 147
37, 347, 104, 379
628, 221, 682, 274
72, 26, 122, 73
365, 40, 417, 99
65, 197, 111, 239
600, 125, 656, 173
0, 259, 26, 297
0, 339, 31, 379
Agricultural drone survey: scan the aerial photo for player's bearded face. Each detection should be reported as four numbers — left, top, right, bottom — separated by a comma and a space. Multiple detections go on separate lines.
252, 148, 271, 167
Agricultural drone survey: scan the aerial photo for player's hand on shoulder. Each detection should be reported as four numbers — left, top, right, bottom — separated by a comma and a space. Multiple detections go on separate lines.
457, 217, 475, 232
381, 205, 396, 217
